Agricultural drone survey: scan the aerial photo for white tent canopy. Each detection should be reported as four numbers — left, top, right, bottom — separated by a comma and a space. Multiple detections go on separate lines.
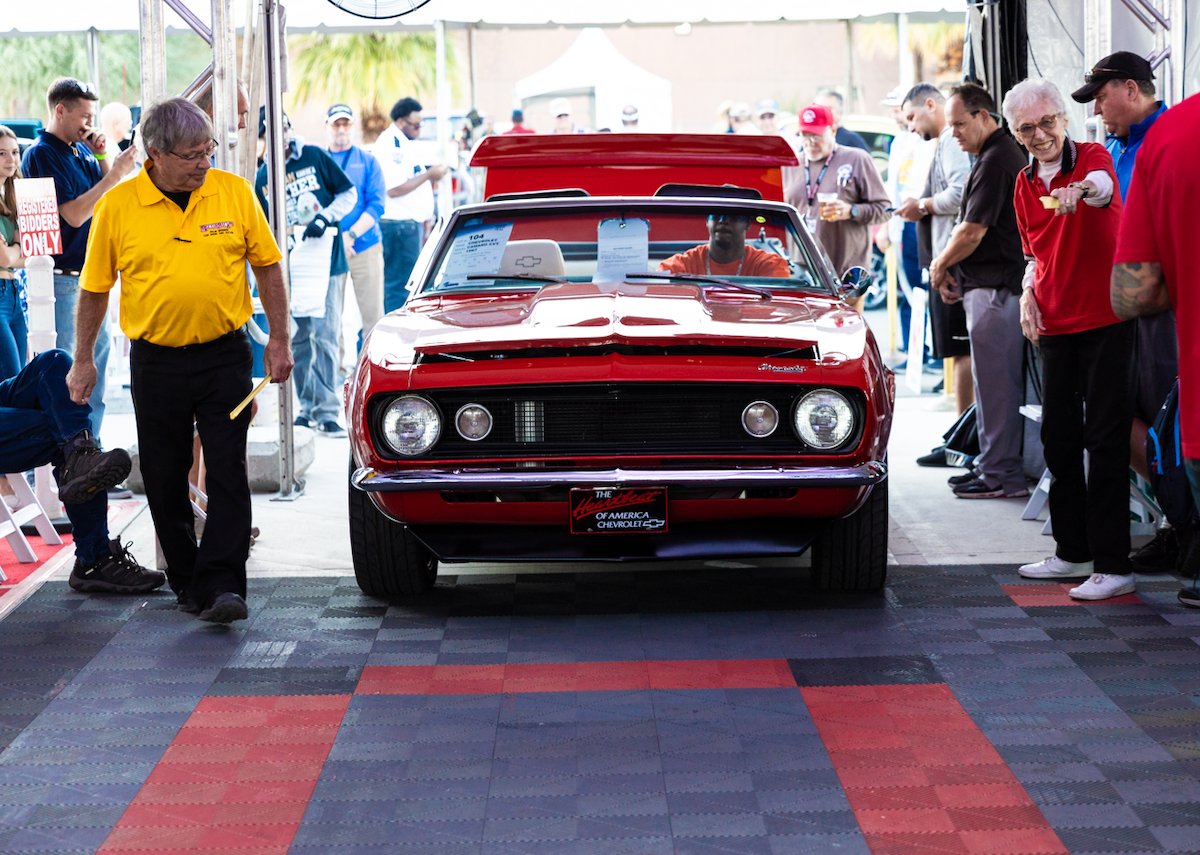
514, 29, 672, 133
3, 0, 963, 35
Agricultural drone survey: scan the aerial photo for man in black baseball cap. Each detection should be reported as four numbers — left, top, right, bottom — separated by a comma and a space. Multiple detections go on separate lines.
1071, 51, 1154, 103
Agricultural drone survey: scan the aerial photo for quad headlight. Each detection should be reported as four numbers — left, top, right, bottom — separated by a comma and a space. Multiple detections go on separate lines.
793, 389, 855, 449
380, 396, 441, 456
741, 401, 779, 437
455, 403, 493, 441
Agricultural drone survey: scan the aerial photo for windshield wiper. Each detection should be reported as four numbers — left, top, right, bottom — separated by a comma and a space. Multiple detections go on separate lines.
466, 273, 568, 284
625, 272, 771, 301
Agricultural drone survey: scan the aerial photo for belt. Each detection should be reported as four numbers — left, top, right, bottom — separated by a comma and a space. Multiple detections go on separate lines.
131, 328, 247, 352
54, 269, 82, 277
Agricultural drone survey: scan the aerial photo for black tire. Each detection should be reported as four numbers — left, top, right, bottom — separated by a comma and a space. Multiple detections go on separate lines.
348, 459, 437, 598
810, 478, 888, 592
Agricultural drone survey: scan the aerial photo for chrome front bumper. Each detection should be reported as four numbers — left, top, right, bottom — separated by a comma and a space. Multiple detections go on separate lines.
351, 461, 886, 492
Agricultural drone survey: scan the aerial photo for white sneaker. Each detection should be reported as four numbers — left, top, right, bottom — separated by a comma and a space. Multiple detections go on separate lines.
1018, 556, 1095, 579
1069, 573, 1136, 601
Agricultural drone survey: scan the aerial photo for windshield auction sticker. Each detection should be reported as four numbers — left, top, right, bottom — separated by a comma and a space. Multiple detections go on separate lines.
594, 217, 649, 281
569, 486, 668, 534
441, 222, 514, 283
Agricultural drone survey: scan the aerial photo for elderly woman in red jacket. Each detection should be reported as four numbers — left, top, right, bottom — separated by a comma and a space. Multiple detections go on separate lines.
1006, 77, 1136, 602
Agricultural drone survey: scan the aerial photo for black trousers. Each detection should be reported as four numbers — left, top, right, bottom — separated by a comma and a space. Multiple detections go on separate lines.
1039, 321, 1135, 574
130, 330, 252, 606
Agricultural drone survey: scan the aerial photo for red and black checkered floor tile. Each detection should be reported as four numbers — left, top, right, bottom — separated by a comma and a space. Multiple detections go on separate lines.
0, 564, 1198, 853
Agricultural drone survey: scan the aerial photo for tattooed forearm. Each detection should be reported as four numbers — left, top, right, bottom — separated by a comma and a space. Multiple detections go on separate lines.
1111, 262, 1170, 320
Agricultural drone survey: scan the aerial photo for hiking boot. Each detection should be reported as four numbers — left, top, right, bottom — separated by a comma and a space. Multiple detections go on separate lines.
198, 592, 248, 624
57, 432, 132, 505
1130, 528, 1179, 574
1069, 573, 1136, 601
69, 540, 166, 594
1019, 556, 1094, 580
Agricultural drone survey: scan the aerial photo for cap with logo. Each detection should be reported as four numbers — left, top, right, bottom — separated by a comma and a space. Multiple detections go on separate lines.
326, 103, 354, 123
881, 85, 907, 107
756, 98, 780, 118
797, 104, 835, 134
621, 104, 639, 123
1071, 51, 1155, 103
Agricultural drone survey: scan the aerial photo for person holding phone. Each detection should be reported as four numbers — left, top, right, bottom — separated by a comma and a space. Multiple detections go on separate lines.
21, 78, 137, 444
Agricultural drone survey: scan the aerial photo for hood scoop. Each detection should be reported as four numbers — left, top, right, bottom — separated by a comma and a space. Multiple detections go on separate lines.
416, 343, 819, 364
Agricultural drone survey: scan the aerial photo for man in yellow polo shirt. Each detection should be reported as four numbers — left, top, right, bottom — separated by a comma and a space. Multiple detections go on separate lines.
68, 98, 294, 624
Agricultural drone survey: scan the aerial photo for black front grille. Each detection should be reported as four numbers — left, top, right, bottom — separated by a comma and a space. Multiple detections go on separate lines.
371, 383, 864, 460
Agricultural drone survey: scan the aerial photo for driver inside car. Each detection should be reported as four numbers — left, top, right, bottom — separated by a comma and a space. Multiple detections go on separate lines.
659, 212, 790, 278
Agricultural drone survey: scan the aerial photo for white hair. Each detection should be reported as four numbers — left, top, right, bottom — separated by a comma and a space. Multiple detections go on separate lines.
1002, 78, 1067, 128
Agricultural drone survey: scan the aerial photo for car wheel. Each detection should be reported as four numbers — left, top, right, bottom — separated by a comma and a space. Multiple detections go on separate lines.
348, 458, 437, 598
810, 478, 888, 592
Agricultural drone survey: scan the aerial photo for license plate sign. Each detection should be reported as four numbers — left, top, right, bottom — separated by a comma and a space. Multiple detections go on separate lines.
569, 487, 668, 534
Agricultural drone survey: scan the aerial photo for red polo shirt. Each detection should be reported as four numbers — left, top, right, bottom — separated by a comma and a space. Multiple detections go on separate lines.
1013, 140, 1123, 336
1115, 94, 1199, 457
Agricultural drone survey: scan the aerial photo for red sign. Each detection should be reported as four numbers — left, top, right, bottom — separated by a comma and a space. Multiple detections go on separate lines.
14, 177, 63, 257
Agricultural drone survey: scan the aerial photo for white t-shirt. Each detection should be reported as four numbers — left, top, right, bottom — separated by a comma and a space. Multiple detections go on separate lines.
373, 123, 434, 222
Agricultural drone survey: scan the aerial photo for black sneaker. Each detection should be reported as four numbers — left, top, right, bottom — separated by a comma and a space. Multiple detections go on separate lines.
316, 420, 347, 437
1179, 586, 1200, 609
916, 446, 949, 467
294, 416, 312, 428
948, 470, 978, 487
57, 432, 132, 505
69, 540, 166, 594
198, 592, 248, 624
1130, 528, 1179, 574
953, 477, 1030, 499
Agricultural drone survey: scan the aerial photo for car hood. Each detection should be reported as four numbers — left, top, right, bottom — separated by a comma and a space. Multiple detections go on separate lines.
366, 282, 869, 366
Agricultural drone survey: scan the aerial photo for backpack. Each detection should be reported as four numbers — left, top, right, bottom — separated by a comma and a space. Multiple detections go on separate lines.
1146, 380, 1199, 534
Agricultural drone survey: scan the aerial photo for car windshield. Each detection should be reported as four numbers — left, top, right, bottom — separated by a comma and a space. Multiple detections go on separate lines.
419, 203, 833, 296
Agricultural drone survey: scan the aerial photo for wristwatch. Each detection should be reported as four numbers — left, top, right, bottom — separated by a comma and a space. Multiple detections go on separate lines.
917, 198, 929, 216
1068, 181, 1093, 198
849, 204, 860, 220
347, 228, 359, 241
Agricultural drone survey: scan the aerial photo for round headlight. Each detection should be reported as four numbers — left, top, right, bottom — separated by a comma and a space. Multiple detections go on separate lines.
380, 396, 441, 456
793, 390, 855, 449
455, 403, 493, 441
741, 401, 779, 438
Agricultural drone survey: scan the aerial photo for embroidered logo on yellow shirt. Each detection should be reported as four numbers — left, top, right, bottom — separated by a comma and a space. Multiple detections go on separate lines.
200, 221, 234, 236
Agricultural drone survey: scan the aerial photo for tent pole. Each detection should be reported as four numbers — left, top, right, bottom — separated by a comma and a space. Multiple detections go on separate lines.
138, 0, 168, 107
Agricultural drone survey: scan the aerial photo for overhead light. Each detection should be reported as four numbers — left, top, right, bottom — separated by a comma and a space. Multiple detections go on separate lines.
675, 22, 692, 36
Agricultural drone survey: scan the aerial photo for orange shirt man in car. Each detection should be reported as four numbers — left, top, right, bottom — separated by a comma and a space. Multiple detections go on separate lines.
659, 212, 790, 277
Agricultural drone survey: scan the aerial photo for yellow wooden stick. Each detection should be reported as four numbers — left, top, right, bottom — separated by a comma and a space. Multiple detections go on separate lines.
229, 375, 272, 420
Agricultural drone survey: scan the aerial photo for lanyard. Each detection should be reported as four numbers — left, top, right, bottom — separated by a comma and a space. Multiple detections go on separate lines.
705, 250, 745, 276
804, 157, 831, 205
332, 147, 354, 172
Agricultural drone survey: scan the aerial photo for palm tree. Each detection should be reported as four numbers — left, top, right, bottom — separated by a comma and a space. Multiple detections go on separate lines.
288, 32, 457, 141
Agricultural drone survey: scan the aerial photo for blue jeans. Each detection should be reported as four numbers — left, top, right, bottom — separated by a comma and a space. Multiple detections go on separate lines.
293, 273, 347, 425
0, 279, 28, 380
53, 273, 110, 437
0, 349, 107, 563
380, 219, 422, 313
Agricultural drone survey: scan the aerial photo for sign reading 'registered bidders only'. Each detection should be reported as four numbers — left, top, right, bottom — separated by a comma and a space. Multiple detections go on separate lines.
14, 177, 62, 257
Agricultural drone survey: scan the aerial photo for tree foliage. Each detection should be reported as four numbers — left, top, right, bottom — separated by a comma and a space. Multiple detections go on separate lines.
287, 32, 456, 141
0, 32, 214, 117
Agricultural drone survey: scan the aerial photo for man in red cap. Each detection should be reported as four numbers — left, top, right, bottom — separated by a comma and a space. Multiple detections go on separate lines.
784, 104, 889, 284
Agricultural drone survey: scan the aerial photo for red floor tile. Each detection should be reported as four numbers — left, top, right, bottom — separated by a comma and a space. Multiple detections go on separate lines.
1003, 583, 1141, 607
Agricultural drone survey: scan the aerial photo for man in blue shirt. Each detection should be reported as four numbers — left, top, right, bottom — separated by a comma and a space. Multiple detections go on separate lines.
1073, 51, 1177, 573
255, 115, 357, 436
324, 104, 386, 362
21, 78, 137, 439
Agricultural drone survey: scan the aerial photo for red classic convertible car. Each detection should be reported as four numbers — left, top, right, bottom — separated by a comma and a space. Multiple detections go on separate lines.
346, 135, 894, 598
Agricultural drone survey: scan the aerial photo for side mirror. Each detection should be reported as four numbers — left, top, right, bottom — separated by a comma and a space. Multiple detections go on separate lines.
839, 266, 872, 298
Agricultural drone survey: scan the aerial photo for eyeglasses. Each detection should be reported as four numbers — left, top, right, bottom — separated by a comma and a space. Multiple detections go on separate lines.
1083, 66, 1125, 84
167, 139, 218, 163
1013, 114, 1062, 139
403, 118, 422, 129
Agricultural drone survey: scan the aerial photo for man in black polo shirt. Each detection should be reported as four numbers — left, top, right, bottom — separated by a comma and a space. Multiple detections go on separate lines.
928, 83, 1029, 501
21, 78, 136, 439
